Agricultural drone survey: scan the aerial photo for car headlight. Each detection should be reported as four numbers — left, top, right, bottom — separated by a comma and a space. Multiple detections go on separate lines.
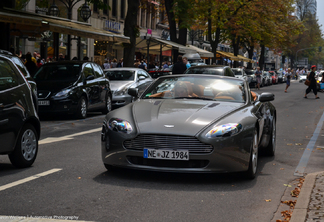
55, 89, 71, 97
206, 123, 242, 138
114, 88, 129, 96
108, 118, 133, 134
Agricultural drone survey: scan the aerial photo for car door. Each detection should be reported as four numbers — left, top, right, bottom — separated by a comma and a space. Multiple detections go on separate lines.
91, 63, 107, 108
82, 63, 98, 109
137, 70, 153, 95
0, 58, 29, 153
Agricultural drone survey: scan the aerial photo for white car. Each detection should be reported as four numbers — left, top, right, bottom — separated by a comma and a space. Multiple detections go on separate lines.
299, 73, 308, 82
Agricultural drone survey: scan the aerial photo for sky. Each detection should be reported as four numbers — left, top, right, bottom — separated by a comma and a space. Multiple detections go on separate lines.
317, 1, 324, 35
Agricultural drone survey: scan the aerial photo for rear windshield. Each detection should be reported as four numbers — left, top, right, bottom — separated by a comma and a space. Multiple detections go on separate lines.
105, 70, 135, 81
34, 64, 81, 82
232, 69, 242, 75
184, 67, 223, 75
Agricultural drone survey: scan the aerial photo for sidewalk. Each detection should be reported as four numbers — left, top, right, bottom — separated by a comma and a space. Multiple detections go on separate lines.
291, 171, 324, 222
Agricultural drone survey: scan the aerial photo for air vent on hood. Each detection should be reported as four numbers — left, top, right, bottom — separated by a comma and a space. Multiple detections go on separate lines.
208, 103, 220, 108
154, 101, 162, 105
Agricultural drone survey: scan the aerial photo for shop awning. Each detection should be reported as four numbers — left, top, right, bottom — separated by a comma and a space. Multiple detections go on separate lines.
185, 45, 214, 58
135, 37, 189, 54
1, 8, 130, 43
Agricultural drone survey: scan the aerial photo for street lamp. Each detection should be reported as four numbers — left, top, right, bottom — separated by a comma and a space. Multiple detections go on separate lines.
80, 2, 92, 22
48, 0, 60, 17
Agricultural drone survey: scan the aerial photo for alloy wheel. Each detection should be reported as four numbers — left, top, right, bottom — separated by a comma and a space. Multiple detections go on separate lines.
21, 129, 37, 161
251, 131, 258, 175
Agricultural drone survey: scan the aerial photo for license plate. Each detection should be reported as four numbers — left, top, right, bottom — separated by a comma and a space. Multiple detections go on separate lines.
38, 100, 50, 106
143, 149, 189, 160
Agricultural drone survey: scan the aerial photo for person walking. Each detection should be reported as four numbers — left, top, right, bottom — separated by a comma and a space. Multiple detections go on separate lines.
304, 65, 319, 99
285, 68, 292, 92
255, 67, 262, 90
25, 53, 38, 76
172, 55, 187, 74
103, 59, 110, 69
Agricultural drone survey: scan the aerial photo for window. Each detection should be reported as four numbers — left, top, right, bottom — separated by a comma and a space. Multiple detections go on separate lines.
0, 59, 21, 91
83, 63, 94, 78
138, 70, 150, 79
112, 0, 117, 17
120, 0, 125, 19
93, 3, 98, 13
103, 0, 108, 15
92, 63, 104, 78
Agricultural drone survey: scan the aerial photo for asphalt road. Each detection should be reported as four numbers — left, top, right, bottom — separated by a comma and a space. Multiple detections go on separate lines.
1, 80, 324, 222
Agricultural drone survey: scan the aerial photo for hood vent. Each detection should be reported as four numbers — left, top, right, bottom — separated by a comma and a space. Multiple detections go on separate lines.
154, 101, 162, 105
208, 103, 220, 108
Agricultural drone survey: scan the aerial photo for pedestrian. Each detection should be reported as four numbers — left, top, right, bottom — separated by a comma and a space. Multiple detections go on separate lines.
83, 56, 89, 61
36, 59, 42, 68
172, 55, 187, 74
111, 58, 118, 68
284, 68, 292, 92
25, 53, 38, 76
162, 61, 169, 69
138, 60, 146, 69
134, 59, 141, 68
103, 59, 110, 69
148, 61, 155, 69
255, 67, 262, 90
304, 65, 320, 99
117, 59, 123, 67
183, 56, 191, 69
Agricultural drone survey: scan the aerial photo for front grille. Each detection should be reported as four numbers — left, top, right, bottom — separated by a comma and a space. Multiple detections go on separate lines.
127, 156, 209, 168
124, 134, 213, 154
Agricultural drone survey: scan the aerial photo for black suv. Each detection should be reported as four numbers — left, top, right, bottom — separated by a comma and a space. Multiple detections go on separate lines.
0, 54, 40, 168
33, 61, 112, 119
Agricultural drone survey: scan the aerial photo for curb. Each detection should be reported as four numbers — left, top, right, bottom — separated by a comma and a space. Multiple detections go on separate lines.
290, 171, 324, 222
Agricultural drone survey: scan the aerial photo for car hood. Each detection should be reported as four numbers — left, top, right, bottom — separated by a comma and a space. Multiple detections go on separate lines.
133, 99, 243, 136
110, 81, 134, 91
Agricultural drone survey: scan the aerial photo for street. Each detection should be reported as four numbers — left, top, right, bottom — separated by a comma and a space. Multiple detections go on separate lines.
1, 80, 324, 222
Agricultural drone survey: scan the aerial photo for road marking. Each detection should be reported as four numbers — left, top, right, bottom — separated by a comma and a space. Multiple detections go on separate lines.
0, 168, 62, 192
294, 111, 324, 176
39, 128, 101, 145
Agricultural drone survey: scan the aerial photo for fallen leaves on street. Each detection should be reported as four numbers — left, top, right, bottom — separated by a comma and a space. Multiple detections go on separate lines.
281, 200, 296, 209
291, 187, 301, 197
265, 199, 271, 202
280, 210, 292, 221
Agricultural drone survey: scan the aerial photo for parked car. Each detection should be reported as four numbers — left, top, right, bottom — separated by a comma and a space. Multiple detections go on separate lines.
262, 71, 272, 86
245, 69, 257, 88
104, 68, 153, 108
0, 54, 40, 168
0, 50, 38, 112
276, 71, 285, 83
232, 68, 249, 83
269, 71, 278, 84
190, 62, 207, 66
101, 74, 276, 179
299, 73, 308, 83
184, 65, 235, 77
33, 61, 112, 119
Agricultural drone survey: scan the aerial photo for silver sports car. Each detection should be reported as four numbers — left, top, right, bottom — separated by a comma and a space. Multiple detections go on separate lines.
101, 74, 276, 179
104, 68, 153, 107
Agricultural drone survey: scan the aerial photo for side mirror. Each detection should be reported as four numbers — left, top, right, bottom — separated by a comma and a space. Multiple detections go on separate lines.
138, 76, 145, 81
128, 88, 138, 97
259, 92, 274, 102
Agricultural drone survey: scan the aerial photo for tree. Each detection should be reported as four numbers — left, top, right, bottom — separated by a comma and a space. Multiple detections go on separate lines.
123, 0, 140, 67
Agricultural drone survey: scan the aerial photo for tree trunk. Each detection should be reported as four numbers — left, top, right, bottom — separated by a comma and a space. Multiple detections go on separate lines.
247, 46, 254, 69
259, 44, 265, 70
232, 36, 240, 68
123, 0, 140, 67
208, 10, 220, 65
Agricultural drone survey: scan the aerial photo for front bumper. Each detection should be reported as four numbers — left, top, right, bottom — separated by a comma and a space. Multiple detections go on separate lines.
38, 97, 78, 114
101, 127, 253, 173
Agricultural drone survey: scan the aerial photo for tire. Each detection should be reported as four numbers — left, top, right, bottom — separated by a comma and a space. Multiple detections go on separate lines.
76, 96, 87, 119
265, 117, 276, 156
245, 129, 258, 179
102, 94, 112, 114
9, 124, 38, 168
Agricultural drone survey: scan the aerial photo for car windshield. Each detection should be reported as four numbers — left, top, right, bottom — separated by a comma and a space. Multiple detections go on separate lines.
34, 64, 81, 82
232, 69, 242, 75
245, 70, 255, 75
105, 70, 135, 81
184, 67, 223, 75
142, 76, 246, 103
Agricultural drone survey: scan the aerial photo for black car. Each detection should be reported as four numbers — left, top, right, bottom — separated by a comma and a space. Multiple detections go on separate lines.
245, 69, 257, 88
0, 54, 40, 168
184, 65, 235, 77
33, 61, 112, 119
0, 50, 38, 112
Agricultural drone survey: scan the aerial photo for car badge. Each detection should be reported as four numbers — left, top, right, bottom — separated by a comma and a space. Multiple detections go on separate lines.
164, 125, 174, 128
